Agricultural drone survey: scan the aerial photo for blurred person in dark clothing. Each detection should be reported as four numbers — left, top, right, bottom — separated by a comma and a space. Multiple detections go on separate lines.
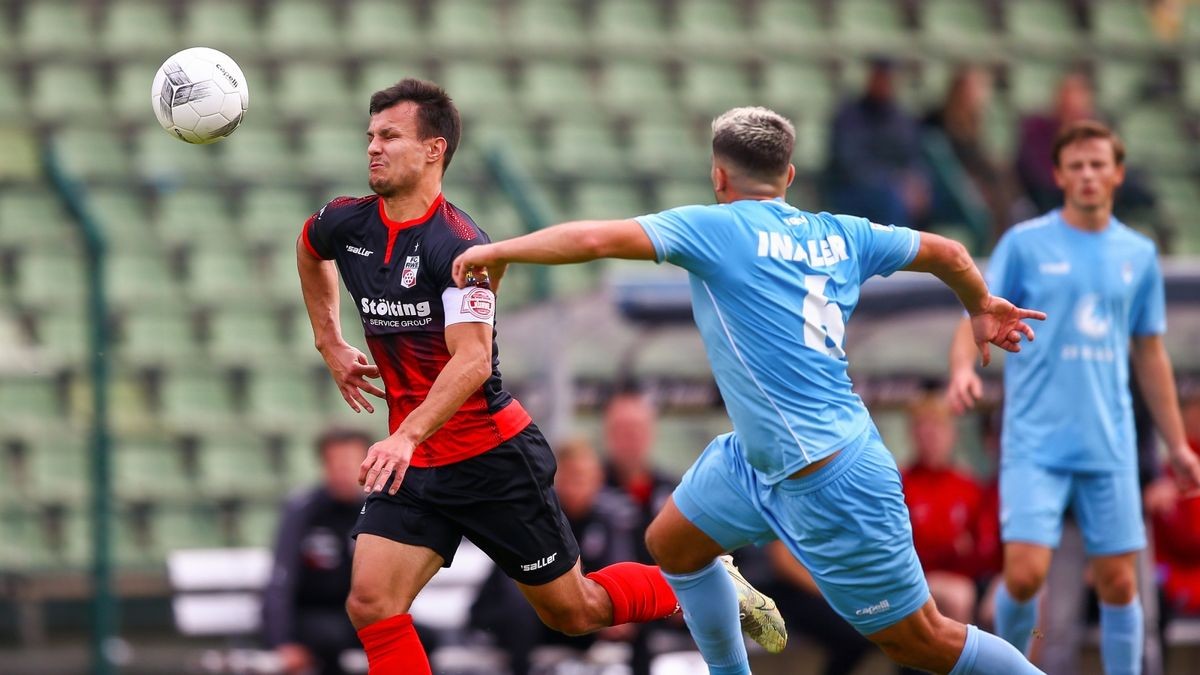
470, 438, 643, 675
262, 429, 372, 675
602, 389, 676, 564
826, 58, 931, 229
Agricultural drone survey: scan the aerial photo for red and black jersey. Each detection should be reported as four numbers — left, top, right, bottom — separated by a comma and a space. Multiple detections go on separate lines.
300, 193, 530, 467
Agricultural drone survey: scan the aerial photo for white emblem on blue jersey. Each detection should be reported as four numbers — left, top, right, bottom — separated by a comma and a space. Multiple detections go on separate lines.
1073, 294, 1111, 339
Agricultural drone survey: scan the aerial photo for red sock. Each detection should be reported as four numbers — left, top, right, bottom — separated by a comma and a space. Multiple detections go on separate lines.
356, 613, 431, 675
587, 562, 680, 625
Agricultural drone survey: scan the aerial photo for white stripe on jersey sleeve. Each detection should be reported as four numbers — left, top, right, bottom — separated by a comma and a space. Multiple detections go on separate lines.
442, 286, 496, 327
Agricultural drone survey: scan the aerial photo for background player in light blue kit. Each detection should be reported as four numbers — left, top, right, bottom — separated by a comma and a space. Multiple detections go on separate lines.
946, 121, 1200, 675
453, 107, 1046, 674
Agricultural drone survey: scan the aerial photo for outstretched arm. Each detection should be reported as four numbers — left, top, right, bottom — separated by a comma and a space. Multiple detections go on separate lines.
1132, 335, 1200, 493
451, 219, 656, 288
905, 232, 1045, 367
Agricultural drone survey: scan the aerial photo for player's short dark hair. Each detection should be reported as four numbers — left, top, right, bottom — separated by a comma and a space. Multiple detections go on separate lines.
369, 78, 461, 172
315, 427, 372, 457
1052, 120, 1125, 167
711, 107, 796, 180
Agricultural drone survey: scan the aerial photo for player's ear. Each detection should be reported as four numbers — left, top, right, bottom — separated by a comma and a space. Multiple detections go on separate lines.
785, 164, 796, 188
711, 163, 727, 195
427, 137, 448, 165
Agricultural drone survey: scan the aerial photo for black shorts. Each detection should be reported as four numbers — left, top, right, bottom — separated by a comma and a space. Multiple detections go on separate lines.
351, 424, 581, 586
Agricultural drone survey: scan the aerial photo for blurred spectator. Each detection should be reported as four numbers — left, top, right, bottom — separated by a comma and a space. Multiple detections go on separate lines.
261, 429, 371, 675
922, 65, 1014, 236
826, 58, 931, 229
901, 395, 986, 624
736, 543, 874, 675
602, 389, 676, 564
469, 438, 641, 675
1014, 72, 1156, 218
1148, 396, 1200, 615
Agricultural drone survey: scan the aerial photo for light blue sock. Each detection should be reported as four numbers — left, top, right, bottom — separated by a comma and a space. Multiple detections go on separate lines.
1100, 599, 1143, 675
662, 559, 750, 675
994, 583, 1038, 654
950, 624, 1046, 675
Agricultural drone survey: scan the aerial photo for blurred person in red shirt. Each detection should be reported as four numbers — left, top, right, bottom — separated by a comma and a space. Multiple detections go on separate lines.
902, 395, 988, 624
1147, 395, 1200, 615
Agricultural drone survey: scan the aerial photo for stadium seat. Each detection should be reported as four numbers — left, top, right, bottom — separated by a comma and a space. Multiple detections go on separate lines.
508, 0, 588, 53
29, 64, 108, 123
671, 0, 748, 53
0, 127, 39, 182
0, 7, 12, 61
235, 504, 280, 547
592, 0, 669, 54
118, 306, 201, 367
263, 0, 342, 56
156, 188, 238, 250
427, 0, 504, 53
241, 186, 321, 246
597, 61, 678, 119
50, 128, 133, 184
134, 125, 222, 185
197, 434, 282, 498
761, 60, 836, 118
678, 62, 758, 118
114, 438, 193, 501
19, 0, 95, 57
752, 0, 828, 52
107, 252, 179, 307
208, 308, 290, 365
920, 0, 998, 56
357, 60, 432, 107
246, 370, 324, 431
218, 125, 299, 182
627, 121, 709, 178
101, 0, 178, 58
342, 0, 424, 57
439, 62, 517, 117
830, 0, 911, 52
0, 380, 70, 443
0, 70, 25, 122
1119, 105, 1190, 170
544, 121, 625, 177
570, 183, 646, 221
86, 187, 158, 253
1094, 60, 1152, 111
0, 189, 73, 247
298, 124, 368, 184
521, 62, 596, 117
181, 0, 261, 56
1004, 0, 1083, 53
14, 250, 85, 309
160, 369, 238, 431
656, 179, 717, 210
185, 247, 259, 305
1007, 61, 1071, 113
151, 506, 226, 557
35, 309, 89, 365
1091, 0, 1159, 52
284, 433, 323, 484
276, 63, 359, 123
793, 112, 829, 172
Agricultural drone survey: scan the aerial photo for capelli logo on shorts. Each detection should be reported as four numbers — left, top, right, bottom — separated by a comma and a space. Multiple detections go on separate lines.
520, 553, 557, 572
855, 599, 891, 616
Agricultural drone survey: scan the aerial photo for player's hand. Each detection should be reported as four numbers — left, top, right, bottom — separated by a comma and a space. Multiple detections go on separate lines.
1168, 446, 1200, 496
945, 368, 984, 414
970, 295, 1047, 367
1143, 478, 1180, 516
452, 244, 508, 293
360, 431, 417, 495
320, 341, 385, 413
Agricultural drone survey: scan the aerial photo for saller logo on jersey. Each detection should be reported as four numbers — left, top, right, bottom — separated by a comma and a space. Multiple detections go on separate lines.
461, 288, 494, 320
401, 255, 420, 288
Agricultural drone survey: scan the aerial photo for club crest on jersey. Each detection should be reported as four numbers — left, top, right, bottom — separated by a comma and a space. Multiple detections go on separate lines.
401, 255, 420, 288
461, 287, 494, 320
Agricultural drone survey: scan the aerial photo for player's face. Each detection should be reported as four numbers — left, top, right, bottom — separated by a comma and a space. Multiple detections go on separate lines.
604, 397, 656, 470
323, 440, 369, 502
1053, 138, 1125, 212
555, 455, 602, 519
911, 411, 957, 467
366, 102, 443, 198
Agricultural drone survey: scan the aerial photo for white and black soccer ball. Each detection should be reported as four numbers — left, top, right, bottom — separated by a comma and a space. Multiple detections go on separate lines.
152, 47, 249, 144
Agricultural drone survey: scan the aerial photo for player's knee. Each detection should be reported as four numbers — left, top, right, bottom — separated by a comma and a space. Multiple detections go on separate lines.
870, 608, 962, 672
1095, 568, 1138, 605
1004, 566, 1046, 602
345, 584, 409, 630
536, 602, 600, 637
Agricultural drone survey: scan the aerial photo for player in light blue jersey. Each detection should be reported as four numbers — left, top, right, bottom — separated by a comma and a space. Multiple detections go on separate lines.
946, 121, 1200, 675
453, 107, 1046, 674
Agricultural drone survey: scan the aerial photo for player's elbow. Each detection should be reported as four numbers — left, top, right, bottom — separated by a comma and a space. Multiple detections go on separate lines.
938, 238, 973, 277
577, 225, 611, 259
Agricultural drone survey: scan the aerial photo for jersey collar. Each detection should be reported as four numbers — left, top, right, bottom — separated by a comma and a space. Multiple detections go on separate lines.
378, 193, 445, 231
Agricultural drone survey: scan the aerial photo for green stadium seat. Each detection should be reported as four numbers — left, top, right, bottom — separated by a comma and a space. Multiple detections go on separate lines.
592, 0, 669, 53
236, 504, 281, 546
197, 433, 282, 497
208, 308, 290, 364
1091, 0, 1159, 52
0, 7, 12, 61
181, 0, 261, 56
263, 0, 341, 55
1094, 61, 1152, 111
114, 438, 193, 501
6, 418, 81, 484
544, 121, 624, 176
1184, 61, 1200, 112
51, 128, 132, 184
679, 62, 757, 117
246, 370, 325, 432
218, 125, 299, 182
101, 0, 178, 58
87, 187, 158, 253
830, 0, 911, 52
793, 113, 829, 172
29, 65, 108, 123
134, 125, 222, 185
241, 186, 320, 246
1004, 0, 1082, 53
1007, 61, 1070, 113
1186, 3, 1200, 44
185, 248, 259, 304
118, 306, 200, 367
671, 0, 748, 52
761, 60, 836, 118
571, 183, 645, 221
628, 121, 709, 178
151, 506, 226, 556
597, 61, 678, 119
920, 0, 998, 56
34, 310, 88, 364
357, 61, 430, 107
508, 0, 588, 53
471, 117, 542, 172
439, 62, 516, 117
1120, 105, 1190, 169
427, 0, 504, 53
299, 124, 369, 185
156, 188, 238, 249
284, 434, 323, 484
0, 189, 73, 247
521, 62, 596, 116
108, 252, 179, 307
276, 64, 359, 123
19, 0, 95, 57
160, 369, 238, 431
0, 508, 38, 570
343, 0, 424, 57
752, 0, 828, 52
15, 250, 86, 309
656, 179, 717, 210
0, 71, 25, 122
0, 127, 40, 182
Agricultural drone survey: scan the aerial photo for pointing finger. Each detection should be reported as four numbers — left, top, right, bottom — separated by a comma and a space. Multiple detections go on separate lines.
1020, 308, 1047, 321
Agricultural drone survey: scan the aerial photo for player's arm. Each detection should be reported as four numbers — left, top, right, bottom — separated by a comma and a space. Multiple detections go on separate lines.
296, 237, 384, 412
1131, 335, 1200, 493
904, 232, 1045, 367
449, 219, 656, 289
359, 321, 494, 494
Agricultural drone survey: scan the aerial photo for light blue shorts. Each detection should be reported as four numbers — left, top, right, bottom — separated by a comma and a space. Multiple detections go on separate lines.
673, 427, 929, 635
1000, 460, 1145, 556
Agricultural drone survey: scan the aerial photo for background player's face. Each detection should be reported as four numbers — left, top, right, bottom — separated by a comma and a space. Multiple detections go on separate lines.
910, 405, 957, 468
322, 439, 370, 503
366, 102, 443, 198
604, 395, 657, 474
1053, 138, 1125, 212
555, 452, 603, 520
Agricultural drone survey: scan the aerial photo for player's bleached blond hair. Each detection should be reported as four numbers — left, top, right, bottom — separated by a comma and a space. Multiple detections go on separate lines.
711, 107, 796, 178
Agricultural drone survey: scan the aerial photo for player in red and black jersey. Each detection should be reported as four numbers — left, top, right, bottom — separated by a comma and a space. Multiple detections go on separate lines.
296, 79, 693, 675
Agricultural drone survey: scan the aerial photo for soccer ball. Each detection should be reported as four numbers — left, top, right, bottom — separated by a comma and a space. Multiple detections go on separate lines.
152, 47, 249, 144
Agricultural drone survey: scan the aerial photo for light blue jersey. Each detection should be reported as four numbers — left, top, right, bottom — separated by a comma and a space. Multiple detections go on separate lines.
637, 199, 919, 484
988, 211, 1166, 472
